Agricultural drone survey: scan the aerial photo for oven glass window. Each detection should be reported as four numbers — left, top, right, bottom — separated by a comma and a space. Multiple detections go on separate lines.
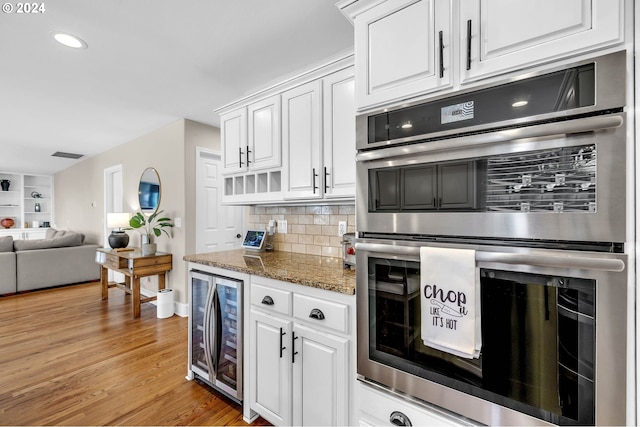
367, 257, 595, 425
368, 144, 597, 214
368, 63, 595, 143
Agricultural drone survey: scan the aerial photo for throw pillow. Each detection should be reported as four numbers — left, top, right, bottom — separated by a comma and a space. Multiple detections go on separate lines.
45, 228, 67, 239
0, 235, 13, 252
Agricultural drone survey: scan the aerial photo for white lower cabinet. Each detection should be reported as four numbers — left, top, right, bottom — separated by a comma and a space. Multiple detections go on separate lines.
251, 308, 292, 425
292, 324, 349, 426
0, 228, 47, 240
358, 381, 472, 426
249, 277, 354, 426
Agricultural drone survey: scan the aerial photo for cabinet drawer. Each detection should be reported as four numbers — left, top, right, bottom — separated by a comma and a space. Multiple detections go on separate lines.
250, 283, 292, 316
98, 253, 127, 270
293, 293, 349, 334
358, 382, 468, 427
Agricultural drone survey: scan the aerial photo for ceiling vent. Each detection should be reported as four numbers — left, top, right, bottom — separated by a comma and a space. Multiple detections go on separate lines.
51, 151, 84, 160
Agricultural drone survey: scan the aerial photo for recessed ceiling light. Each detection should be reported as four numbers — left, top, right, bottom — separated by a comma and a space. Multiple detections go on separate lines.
53, 32, 87, 49
512, 100, 528, 108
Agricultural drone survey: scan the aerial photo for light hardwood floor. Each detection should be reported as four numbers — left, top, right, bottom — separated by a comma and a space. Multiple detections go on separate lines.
0, 281, 269, 426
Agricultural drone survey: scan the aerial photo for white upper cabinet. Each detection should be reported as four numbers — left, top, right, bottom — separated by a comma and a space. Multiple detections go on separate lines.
323, 68, 356, 199
339, 0, 624, 110
221, 96, 281, 175
220, 108, 247, 174
282, 81, 323, 200
353, 0, 452, 110
282, 67, 357, 201
460, 0, 624, 83
217, 54, 354, 204
247, 95, 281, 171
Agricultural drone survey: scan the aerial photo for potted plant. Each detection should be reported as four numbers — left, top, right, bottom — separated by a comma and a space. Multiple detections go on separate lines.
128, 209, 173, 255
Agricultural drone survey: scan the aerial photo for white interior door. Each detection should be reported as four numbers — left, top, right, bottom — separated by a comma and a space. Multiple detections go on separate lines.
103, 164, 125, 282
196, 148, 244, 253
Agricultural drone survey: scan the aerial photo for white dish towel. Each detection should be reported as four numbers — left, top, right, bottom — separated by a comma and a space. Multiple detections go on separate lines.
420, 246, 481, 359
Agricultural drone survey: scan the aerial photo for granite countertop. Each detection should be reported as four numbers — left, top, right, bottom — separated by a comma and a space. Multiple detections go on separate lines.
184, 249, 356, 295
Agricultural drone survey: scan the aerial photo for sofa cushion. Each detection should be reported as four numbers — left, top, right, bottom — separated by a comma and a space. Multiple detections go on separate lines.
0, 235, 13, 252
14, 232, 84, 251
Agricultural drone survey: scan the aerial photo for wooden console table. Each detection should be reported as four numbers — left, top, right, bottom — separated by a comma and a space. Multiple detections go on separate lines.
95, 248, 173, 318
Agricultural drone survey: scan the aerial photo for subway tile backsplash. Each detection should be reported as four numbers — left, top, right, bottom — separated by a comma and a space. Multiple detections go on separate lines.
247, 204, 356, 258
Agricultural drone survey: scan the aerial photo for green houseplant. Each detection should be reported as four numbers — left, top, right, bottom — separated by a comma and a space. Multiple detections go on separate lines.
128, 210, 173, 255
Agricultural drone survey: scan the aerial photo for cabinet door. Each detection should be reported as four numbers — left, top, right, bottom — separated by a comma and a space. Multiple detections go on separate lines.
323, 68, 356, 199
354, 0, 452, 110
220, 108, 247, 174
24, 229, 47, 240
248, 95, 281, 171
438, 161, 476, 210
292, 324, 349, 426
459, 0, 623, 83
282, 80, 322, 200
250, 308, 292, 426
401, 165, 437, 210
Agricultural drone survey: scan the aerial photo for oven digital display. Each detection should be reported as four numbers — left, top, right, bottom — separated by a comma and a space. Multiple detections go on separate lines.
441, 101, 475, 124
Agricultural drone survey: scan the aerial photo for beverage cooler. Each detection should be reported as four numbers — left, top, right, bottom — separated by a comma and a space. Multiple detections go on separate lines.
188, 270, 243, 402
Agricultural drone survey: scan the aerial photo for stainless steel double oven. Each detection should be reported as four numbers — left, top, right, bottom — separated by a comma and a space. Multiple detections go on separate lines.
355, 51, 629, 426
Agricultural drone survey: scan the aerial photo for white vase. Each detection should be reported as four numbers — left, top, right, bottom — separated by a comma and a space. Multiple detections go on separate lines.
142, 242, 157, 256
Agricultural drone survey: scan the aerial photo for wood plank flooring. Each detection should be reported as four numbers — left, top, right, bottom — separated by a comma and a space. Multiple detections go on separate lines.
0, 282, 269, 426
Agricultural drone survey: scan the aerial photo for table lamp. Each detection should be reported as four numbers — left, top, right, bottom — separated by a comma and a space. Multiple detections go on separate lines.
107, 212, 130, 249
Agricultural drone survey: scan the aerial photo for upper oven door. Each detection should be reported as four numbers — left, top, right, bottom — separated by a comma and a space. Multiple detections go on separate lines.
356, 111, 626, 243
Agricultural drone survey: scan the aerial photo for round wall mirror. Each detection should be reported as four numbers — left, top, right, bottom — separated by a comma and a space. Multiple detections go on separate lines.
138, 167, 161, 214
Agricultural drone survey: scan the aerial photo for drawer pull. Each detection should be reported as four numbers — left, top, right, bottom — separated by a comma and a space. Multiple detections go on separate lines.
261, 295, 274, 306
309, 308, 325, 320
390, 411, 412, 426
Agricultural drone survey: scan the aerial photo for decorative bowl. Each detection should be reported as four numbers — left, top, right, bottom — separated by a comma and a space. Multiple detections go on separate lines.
1, 218, 15, 229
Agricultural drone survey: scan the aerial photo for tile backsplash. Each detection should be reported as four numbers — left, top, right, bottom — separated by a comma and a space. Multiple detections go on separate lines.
247, 204, 356, 258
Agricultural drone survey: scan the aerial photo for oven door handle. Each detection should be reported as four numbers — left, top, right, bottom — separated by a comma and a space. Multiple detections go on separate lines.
356, 113, 624, 162
356, 242, 625, 272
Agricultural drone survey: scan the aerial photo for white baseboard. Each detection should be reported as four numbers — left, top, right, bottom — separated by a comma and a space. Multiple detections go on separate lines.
140, 288, 188, 318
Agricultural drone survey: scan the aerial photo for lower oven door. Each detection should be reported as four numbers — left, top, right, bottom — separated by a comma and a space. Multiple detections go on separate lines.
356, 239, 627, 426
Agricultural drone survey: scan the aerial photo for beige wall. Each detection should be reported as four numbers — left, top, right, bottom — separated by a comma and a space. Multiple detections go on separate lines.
55, 119, 219, 305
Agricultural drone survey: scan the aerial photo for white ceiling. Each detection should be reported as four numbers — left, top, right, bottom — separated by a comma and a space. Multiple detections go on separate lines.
0, 0, 354, 175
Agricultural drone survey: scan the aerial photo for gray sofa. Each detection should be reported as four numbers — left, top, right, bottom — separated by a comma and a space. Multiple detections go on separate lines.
0, 229, 101, 295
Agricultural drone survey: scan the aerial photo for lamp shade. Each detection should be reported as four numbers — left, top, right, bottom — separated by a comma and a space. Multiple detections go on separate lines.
107, 212, 130, 229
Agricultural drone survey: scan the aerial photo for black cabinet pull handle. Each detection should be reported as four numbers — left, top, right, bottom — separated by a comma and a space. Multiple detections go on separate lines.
390, 411, 412, 426
438, 197, 442, 209
279, 327, 286, 358
239, 147, 244, 167
438, 30, 444, 78
466, 19, 472, 70
324, 166, 329, 192
236, 233, 242, 239
292, 332, 299, 363
312, 168, 318, 194
309, 308, 325, 320
261, 295, 274, 305
246, 145, 251, 166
